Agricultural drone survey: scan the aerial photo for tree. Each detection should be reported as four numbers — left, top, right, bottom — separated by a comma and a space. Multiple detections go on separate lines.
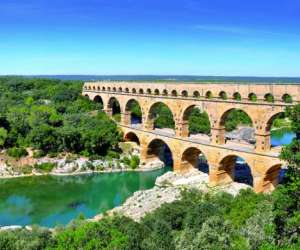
0, 127, 7, 147
188, 108, 211, 135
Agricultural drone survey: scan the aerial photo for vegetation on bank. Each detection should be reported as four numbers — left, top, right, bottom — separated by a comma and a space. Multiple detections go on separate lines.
0, 77, 121, 158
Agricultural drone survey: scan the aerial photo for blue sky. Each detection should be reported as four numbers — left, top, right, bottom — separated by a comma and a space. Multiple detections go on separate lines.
0, 0, 300, 76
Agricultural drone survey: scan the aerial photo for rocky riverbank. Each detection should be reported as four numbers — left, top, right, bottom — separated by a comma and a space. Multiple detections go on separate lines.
93, 169, 250, 222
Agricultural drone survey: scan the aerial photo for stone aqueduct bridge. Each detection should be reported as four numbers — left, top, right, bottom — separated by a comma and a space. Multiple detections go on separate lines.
83, 81, 300, 193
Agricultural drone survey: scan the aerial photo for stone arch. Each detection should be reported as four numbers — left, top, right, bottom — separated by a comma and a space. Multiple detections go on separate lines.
102, 86, 106, 91
124, 131, 140, 145
145, 138, 174, 167
125, 88, 129, 93
107, 87, 111, 91
180, 147, 209, 173
147, 88, 152, 94
264, 93, 274, 103
154, 89, 160, 95
205, 90, 213, 99
162, 89, 168, 96
180, 104, 211, 137
182, 90, 188, 97
219, 91, 227, 100
282, 93, 293, 103
219, 108, 253, 128
113, 87, 116, 92
193, 91, 200, 98
217, 154, 253, 186
233, 92, 241, 101
248, 92, 257, 102
93, 95, 104, 109
125, 99, 143, 125
139, 89, 144, 94
107, 97, 122, 119
118, 87, 122, 92
265, 112, 286, 133
262, 164, 282, 192
171, 90, 178, 97
97, 86, 101, 91
93, 86, 96, 90
132, 88, 137, 94
146, 102, 175, 130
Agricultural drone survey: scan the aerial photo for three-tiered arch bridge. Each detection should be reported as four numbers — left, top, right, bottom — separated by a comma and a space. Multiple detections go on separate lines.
83, 81, 300, 193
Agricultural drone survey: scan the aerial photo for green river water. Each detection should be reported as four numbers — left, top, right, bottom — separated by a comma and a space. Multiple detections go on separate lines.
0, 168, 170, 228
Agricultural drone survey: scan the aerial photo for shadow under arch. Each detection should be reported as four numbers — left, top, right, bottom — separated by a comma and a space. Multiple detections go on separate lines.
125, 99, 142, 125
146, 138, 173, 168
124, 131, 140, 146
181, 147, 209, 173
262, 164, 282, 192
93, 95, 104, 110
219, 154, 253, 187
107, 97, 121, 121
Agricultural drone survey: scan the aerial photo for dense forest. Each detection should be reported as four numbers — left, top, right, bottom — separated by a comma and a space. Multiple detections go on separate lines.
0, 77, 121, 158
0, 77, 298, 249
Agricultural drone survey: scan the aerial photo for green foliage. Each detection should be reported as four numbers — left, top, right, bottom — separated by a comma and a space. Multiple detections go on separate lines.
153, 103, 175, 129
7, 147, 28, 158
265, 94, 275, 103
249, 93, 257, 102
34, 162, 56, 173
188, 108, 211, 135
225, 109, 253, 131
0, 77, 120, 156
0, 127, 7, 147
130, 155, 140, 169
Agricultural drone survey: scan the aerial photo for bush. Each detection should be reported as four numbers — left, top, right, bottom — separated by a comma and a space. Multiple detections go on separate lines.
107, 150, 120, 159
34, 162, 56, 173
7, 147, 28, 159
130, 155, 140, 169
33, 150, 46, 158
122, 156, 131, 166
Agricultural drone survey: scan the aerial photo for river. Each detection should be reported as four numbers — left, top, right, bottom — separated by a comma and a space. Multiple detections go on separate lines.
0, 129, 295, 228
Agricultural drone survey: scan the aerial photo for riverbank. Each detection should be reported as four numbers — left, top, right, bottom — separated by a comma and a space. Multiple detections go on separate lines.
92, 169, 250, 222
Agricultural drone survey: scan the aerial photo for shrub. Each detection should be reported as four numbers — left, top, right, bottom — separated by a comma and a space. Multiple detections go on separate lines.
107, 150, 120, 159
130, 155, 140, 169
33, 150, 46, 159
34, 162, 56, 173
7, 147, 28, 159
122, 156, 131, 166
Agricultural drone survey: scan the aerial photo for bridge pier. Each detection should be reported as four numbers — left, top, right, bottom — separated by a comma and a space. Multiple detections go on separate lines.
104, 108, 113, 118
211, 126, 226, 144
175, 121, 189, 137
121, 111, 131, 126
255, 132, 271, 152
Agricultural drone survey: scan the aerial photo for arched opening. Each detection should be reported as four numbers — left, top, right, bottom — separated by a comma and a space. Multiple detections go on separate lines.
118, 87, 122, 92
108, 97, 121, 122
282, 94, 293, 103
139, 89, 144, 94
220, 109, 254, 147
181, 90, 188, 97
262, 164, 282, 192
219, 91, 227, 100
147, 88, 152, 95
93, 86, 96, 90
125, 99, 142, 126
233, 92, 241, 101
181, 147, 209, 173
146, 139, 173, 168
162, 89, 168, 96
147, 102, 175, 134
93, 95, 104, 110
154, 89, 160, 95
264, 93, 274, 103
113, 87, 116, 92
102, 87, 106, 91
248, 93, 257, 102
205, 91, 213, 99
181, 105, 211, 140
108, 87, 111, 91
219, 155, 253, 187
171, 90, 177, 97
266, 112, 295, 148
97, 86, 100, 91
193, 91, 200, 98
124, 132, 140, 146
125, 88, 129, 93
132, 88, 137, 94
